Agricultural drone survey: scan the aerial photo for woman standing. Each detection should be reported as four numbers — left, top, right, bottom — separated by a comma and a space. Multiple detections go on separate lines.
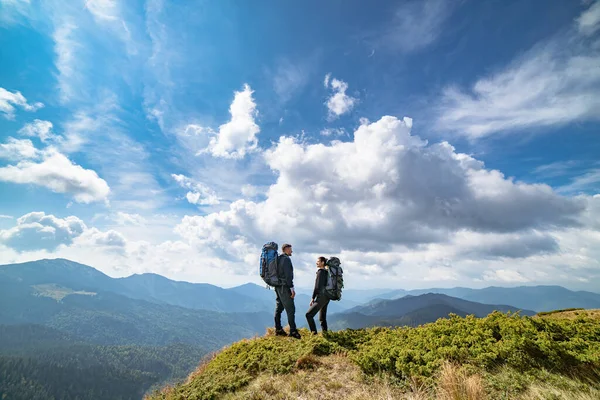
306, 256, 330, 334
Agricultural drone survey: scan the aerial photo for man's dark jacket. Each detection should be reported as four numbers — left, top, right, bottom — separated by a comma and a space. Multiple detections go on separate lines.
278, 254, 294, 287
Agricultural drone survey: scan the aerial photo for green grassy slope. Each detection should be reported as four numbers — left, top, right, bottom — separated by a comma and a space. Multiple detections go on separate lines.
149, 310, 600, 400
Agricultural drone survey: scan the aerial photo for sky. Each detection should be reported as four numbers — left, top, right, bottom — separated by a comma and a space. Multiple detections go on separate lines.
0, 0, 599, 291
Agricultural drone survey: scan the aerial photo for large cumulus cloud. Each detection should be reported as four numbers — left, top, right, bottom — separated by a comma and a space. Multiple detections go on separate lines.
176, 116, 585, 260
0, 212, 87, 252
0, 212, 127, 253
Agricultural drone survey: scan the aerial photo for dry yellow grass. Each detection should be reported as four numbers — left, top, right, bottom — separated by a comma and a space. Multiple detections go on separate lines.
436, 362, 486, 400
520, 384, 600, 400
536, 309, 600, 320
152, 352, 600, 400
221, 354, 424, 400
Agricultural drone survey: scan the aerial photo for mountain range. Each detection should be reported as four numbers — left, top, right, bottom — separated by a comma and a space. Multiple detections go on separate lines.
2, 258, 600, 399
372, 286, 600, 312
329, 293, 536, 329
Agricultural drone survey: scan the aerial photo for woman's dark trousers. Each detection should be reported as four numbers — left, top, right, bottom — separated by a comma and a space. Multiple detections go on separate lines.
306, 296, 330, 333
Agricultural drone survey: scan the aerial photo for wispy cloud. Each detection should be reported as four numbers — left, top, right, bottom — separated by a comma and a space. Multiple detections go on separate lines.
437, 2, 600, 138
0, 0, 31, 26
320, 128, 347, 137
52, 22, 81, 104
0, 87, 43, 119
172, 174, 220, 206
578, 0, 600, 35
18, 120, 54, 142
114, 212, 146, 226
272, 59, 310, 104
85, 0, 119, 21
374, 0, 455, 53
532, 161, 581, 178
558, 169, 600, 195
324, 74, 357, 120
84, 0, 137, 55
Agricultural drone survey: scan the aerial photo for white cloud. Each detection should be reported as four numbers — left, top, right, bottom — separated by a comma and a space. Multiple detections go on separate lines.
241, 184, 261, 198
0, 138, 39, 161
0, 215, 13, 219
0, 148, 110, 204
57, 111, 92, 152
0, 212, 131, 260
0, 87, 43, 119
114, 212, 147, 226
198, 85, 260, 159
18, 120, 54, 142
320, 128, 347, 137
172, 174, 219, 206
75, 227, 127, 254
0, 212, 87, 252
324, 76, 357, 120
0, 211, 256, 285
578, 0, 600, 35
437, 3, 600, 138
175, 116, 586, 265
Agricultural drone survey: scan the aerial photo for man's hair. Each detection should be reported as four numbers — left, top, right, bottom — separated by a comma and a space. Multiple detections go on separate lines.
282, 243, 292, 251
318, 256, 327, 265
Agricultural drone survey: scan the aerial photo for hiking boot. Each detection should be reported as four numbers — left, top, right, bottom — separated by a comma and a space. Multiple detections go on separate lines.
288, 330, 301, 339
275, 329, 287, 337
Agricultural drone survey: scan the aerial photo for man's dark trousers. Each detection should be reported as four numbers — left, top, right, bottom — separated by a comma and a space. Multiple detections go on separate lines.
274, 286, 297, 332
306, 295, 330, 333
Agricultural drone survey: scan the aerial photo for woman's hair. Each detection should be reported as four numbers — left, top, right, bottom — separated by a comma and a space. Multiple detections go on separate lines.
318, 256, 327, 265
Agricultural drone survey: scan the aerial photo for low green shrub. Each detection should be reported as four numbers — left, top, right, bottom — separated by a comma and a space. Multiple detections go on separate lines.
151, 311, 600, 399
334, 312, 600, 382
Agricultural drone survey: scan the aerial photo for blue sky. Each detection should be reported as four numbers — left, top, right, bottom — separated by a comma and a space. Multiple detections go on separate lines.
0, 0, 599, 291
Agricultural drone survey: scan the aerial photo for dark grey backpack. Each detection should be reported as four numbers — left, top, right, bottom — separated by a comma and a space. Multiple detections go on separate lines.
325, 257, 343, 301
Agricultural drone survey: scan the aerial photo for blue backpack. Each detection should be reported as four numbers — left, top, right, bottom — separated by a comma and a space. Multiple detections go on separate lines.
260, 242, 282, 287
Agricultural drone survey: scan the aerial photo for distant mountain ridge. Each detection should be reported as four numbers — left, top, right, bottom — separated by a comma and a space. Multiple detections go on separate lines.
329, 293, 536, 329
0, 258, 273, 313
373, 286, 600, 312
2, 258, 600, 315
1, 279, 272, 349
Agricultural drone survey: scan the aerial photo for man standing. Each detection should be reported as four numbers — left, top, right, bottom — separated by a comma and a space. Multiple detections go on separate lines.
274, 243, 301, 339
